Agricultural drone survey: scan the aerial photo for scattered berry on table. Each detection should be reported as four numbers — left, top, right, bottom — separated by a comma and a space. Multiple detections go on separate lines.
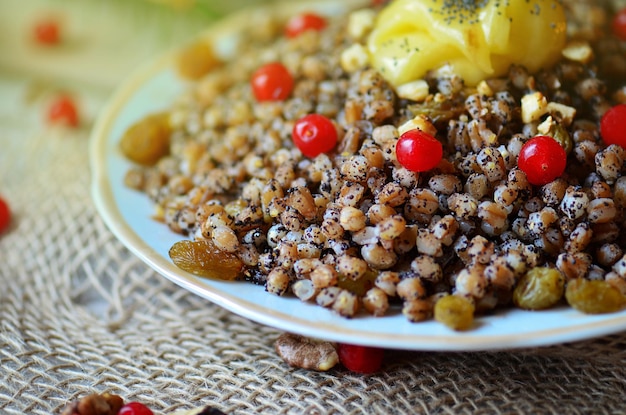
600, 104, 626, 148
285, 12, 327, 38
292, 114, 338, 158
118, 402, 154, 415
0, 196, 11, 234
612, 7, 626, 40
47, 95, 79, 127
251, 62, 294, 102
33, 17, 61, 45
337, 343, 384, 374
395, 129, 443, 172
517, 135, 567, 186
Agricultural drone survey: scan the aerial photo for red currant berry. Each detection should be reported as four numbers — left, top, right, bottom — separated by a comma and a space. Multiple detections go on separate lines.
285, 12, 327, 38
612, 8, 626, 41
251, 62, 294, 102
34, 18, 61, 45
337, 343, 384, 374
518, 135, 567, 186
0, 196, 11, 234
395, 129, 443, 172
600, 104, 626, 148
292, 114, 337, 158
47, 95, 79, 127
118, 402, 154, 415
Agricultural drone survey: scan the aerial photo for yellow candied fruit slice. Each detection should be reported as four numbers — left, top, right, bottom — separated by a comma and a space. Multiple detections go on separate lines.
565, 278, 626, 314
120, 112, 171, 166
513, 267, 565, 310
169, 239, 244, 280
368, 0, 567, 87
434, 294, 475, 331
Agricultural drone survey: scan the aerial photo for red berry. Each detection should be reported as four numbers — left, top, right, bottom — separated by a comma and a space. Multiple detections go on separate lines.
251, 62, 294, 102
0, 197, 11, 234
118, 402, 154, 415
395, 129, 443, 172
285, 12, 327, 38
292, 114, 337, 158
337, 343, 384, 374
613, 8, 626, 41
34, 18, 61, 45
518, 135, 567, 186
600, 104, 626, 148
47, 95, 79, 127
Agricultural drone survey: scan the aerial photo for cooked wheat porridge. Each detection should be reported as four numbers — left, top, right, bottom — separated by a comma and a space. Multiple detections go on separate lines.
121, 0, 626, 330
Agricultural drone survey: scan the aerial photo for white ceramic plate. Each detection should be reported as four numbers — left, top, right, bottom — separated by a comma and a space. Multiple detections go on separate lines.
90, 1, 626, 351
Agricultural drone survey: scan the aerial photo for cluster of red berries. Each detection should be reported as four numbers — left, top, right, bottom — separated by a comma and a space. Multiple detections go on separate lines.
251, 4, 626, 179
249, 11, 338, 158
393, 100, 626, 186
516, 99, 626, 186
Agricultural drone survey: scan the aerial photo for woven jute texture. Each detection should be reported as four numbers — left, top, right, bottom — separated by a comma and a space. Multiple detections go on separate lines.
2, 83, 626, 415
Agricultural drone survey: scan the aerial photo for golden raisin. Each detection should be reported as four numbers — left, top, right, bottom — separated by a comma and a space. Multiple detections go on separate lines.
120, 112, 171, 166
565, 278, 626, 314
434, 295, 475, 331
337, 268, 378, 296
177, 40, 221, 80
513, 267, 564, 310
169, 239, 244, 280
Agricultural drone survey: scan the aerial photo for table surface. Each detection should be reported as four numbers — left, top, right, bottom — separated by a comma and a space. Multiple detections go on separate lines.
2, 1, 626, 414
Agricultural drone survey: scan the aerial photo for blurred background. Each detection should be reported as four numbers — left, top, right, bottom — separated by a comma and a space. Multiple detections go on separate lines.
0, 0, 281, 173
0, 0, 291, 209
0, 0, 279, 89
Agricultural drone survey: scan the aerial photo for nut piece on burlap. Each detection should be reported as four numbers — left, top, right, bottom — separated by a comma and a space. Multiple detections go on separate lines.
60, 392, 227, 415
274, 333, 339, 371
60, 393, 124, 415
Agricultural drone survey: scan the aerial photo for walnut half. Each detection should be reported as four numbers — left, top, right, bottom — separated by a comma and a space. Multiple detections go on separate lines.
60, 393, 123, 415
274, 333, 339, 371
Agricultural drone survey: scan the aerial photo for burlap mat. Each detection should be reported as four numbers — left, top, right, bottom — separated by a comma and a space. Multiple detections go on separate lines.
1, 40, 626, 415
1, 82, 625, 415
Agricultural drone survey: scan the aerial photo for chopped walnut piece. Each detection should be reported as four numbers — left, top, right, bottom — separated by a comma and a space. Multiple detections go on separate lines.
561, 40, 594, 64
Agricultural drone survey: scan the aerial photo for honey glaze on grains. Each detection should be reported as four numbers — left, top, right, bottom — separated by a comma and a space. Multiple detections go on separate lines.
121, 0, 626, 329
